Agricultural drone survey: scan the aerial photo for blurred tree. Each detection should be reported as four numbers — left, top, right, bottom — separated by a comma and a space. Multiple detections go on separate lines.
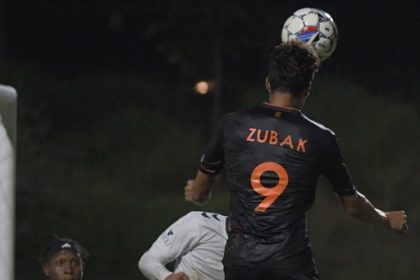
107, 0, 289, 121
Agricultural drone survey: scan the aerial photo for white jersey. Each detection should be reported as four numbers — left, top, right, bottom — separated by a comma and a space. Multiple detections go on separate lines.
139, 211, 228, 280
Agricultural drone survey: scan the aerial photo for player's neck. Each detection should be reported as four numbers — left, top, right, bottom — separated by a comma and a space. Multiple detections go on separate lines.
268, 92, 303, 110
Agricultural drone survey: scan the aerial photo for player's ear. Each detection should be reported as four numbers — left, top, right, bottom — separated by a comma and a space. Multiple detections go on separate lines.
265, 77, 271, 92
42, 263, 51, 277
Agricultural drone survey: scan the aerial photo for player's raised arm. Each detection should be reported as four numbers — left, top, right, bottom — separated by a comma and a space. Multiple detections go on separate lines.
339, 192, 408, 234
320, 128, 408, 234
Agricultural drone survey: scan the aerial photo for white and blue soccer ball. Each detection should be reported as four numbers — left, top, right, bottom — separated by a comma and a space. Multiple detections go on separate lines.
281, 8, 338, 61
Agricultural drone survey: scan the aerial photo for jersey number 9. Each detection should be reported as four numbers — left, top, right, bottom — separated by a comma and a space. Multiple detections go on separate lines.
250, 162, 289, 213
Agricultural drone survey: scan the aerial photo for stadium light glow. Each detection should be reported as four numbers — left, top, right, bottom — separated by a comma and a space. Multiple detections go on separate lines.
194, 81, 210, 95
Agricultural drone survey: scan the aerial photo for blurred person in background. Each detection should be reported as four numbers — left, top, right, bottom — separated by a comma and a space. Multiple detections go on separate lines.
40, 237, 89, 280
139, 211, 227, 280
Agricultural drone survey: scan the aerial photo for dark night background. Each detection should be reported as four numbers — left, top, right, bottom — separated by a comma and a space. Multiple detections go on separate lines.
1, 0, 419, 279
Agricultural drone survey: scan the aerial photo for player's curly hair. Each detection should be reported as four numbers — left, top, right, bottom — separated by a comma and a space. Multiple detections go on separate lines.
267, 40, 320, 96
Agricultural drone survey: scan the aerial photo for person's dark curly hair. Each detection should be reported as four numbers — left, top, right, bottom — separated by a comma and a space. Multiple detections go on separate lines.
267, 40, 320, 97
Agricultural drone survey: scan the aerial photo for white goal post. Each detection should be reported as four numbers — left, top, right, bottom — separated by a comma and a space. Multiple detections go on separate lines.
0, 85, 17, 280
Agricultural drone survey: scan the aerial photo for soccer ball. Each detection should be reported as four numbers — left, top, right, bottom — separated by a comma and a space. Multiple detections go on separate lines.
281, 8, 338, 61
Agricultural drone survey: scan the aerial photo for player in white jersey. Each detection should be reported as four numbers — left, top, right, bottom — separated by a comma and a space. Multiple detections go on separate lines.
139, 211, 228, 280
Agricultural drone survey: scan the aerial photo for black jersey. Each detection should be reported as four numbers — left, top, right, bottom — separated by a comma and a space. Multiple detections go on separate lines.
199, 103, 356, 272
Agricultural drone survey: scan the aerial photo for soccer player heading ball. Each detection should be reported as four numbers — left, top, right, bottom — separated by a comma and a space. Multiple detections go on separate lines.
185, 40, 407, 280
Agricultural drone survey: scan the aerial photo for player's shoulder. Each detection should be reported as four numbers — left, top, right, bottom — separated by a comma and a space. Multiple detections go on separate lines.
300, 113, 336, 138
182, 211, 226, 224
175, 211, 202, 227
186, 212, 228, 240
179, 212, 225, 231
158, 212, 204, 243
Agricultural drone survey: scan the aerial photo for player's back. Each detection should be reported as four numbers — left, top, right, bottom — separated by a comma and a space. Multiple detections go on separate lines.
220, 103, 337, 269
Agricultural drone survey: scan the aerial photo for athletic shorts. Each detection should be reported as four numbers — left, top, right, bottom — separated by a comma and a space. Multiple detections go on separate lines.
223, 232, 319, 280
224, 267, 319, 280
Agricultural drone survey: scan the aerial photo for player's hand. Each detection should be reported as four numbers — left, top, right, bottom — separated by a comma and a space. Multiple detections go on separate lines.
184, 179, 194, 202
165, 272, 189, 280
385, 210, 408, 234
